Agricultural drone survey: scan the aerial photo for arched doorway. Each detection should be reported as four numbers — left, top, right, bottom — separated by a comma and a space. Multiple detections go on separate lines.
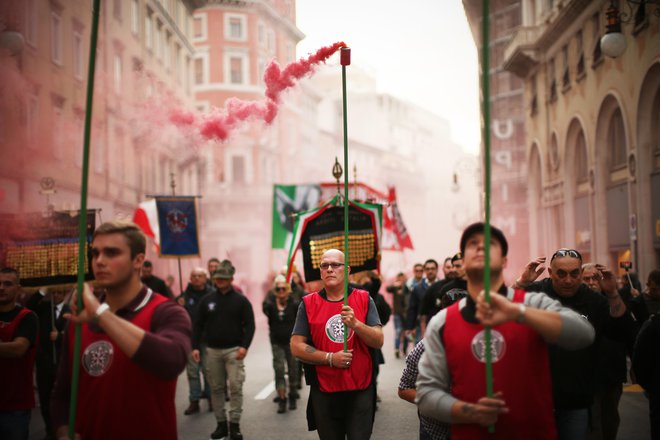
595, 95, 631, 269
565, 118, 592, 261
636, 62, 660, 277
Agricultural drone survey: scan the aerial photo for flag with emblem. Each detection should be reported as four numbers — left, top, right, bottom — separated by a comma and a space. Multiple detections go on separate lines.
155, 196, 200, 257
272, 184, 322, 250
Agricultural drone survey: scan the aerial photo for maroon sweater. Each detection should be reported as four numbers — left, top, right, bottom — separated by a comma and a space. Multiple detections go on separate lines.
50, 287, 191, 430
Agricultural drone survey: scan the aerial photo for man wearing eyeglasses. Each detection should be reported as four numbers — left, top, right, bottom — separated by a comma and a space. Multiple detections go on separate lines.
291, 249, 384, 439
515, 249, 635, 440
406, 260, 440, 344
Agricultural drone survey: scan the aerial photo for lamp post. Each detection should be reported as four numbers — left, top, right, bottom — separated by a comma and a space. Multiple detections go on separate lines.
600, 0, 660, 58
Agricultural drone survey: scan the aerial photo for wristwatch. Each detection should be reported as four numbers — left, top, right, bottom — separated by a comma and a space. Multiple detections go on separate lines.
94, 303, 110, 322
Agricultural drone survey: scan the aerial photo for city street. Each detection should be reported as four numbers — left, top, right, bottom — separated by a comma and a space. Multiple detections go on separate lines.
28, 313, 651, 439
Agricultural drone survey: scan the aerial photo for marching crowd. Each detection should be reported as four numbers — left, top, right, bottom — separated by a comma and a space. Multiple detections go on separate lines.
1, 220, 659, 440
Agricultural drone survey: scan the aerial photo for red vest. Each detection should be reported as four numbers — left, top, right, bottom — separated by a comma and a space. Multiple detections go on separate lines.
303, 289, 372, 392
0, 307, 36, 411
69, 292, 177, 440
443, 290, 556, 440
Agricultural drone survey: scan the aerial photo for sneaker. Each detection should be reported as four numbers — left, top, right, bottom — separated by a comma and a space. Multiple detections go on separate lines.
211, 421, 228, 439
229, 422, 243, 440
277, 398, 287, 414
184, 400, 200, 415
288, 397, 297, 410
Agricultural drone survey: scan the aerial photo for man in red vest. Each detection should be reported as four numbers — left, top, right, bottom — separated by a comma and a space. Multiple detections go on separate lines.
416, 223, 596, 439
291, 249, 384, 439
0, 267, 38, 440
51, 221, 191, 440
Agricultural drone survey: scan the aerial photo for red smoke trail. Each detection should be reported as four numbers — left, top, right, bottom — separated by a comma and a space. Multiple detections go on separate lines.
170, 42, 346, 142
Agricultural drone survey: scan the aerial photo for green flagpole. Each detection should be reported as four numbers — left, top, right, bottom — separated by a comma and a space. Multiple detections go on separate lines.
481, 0, 495, 432
340, 46, 351, 352
69, 0, 101, 437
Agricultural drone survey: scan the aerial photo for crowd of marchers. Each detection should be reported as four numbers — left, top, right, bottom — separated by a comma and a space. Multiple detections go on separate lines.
1, 219, 659, 440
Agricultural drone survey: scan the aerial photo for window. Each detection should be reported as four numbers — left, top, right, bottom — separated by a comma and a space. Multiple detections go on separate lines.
591, 13, 603, 67
175, 44, 182, 83
225, 14, 246, 41
114, 54, 122, 94
113, 0, 122, 21
575, 131, 588, 184
530, 74, 538, 116
230, 57, 243, 84
25, 0, 38, 47
73, 32, 83, 80
51, 12, 63, 65
52, 104, 64, 159
145, 9, 153, 49
561, 45, 570, 90
193, 16, 207, 40
194, 58, 204, 85
608, 108, 627, 170
74, 113, 83, 167
131, 0, 139, 35
164, 32, 171, 69
27, 95, 39, 148
232, 155, 246, 183
155, 22, 162, 60
548, 58, 557, 102
576, 30, 585, 77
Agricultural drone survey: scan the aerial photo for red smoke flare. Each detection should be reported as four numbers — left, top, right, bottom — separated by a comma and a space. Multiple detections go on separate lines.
170, 42, 346, 142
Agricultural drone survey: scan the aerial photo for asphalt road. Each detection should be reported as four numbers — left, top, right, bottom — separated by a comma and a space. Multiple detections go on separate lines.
29, 313, 651, 439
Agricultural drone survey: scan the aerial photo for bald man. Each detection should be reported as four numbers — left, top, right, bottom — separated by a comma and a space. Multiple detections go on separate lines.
291, 249, 384, 439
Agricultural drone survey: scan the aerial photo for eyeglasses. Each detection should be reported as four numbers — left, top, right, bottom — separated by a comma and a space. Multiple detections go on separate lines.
551, 249, 582, 262
275, 287, 288, 292
319, 262, 344, 270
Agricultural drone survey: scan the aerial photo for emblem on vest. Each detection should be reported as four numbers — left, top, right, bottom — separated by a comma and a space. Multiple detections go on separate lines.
82, 340, 114, 376
325, 314, 354, 343
470, 329, 506, 363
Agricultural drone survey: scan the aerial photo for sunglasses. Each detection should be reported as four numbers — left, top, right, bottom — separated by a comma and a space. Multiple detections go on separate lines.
275, 287, 288, 292
551, 249, 582, 262
319, 262, 344, 270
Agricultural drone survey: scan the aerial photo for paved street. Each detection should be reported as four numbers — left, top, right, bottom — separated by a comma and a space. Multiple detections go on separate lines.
29, 313, 651, 439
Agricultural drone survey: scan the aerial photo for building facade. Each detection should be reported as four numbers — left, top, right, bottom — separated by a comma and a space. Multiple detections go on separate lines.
464, 0, 530, 279
503, 0, 660, 278
0, 0, 205, 286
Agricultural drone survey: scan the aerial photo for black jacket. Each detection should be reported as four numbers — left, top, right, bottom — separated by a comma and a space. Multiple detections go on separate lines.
633, 314, 660, 394
525, 278, 636, 408
262, 296, 299, 345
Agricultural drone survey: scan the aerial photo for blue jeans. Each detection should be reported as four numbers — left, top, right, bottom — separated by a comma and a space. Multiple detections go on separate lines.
0, 410, 31, 440
555, 408, 589, 440
393, 314, 403, 350
187, 343, 210, 401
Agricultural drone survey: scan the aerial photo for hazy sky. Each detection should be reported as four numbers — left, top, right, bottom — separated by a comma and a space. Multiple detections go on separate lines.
296, 0, 481, 153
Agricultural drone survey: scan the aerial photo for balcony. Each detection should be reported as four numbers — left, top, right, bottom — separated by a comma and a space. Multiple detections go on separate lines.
503, 27, 543, 79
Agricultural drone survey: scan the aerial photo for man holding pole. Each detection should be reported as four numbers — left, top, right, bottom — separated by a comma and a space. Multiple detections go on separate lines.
51, 221, 191, 440
416, 223, 595, 439
291, 249, 383, 440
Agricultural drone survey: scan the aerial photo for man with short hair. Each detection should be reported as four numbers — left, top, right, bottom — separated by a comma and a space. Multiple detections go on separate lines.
642, 269, 660, 316
193, 260, 255, 440
420, 253, 465, 328
516, 249, 634, 439
291, 249, 384, 439
406, 260, 439, 343
417, 223, 595, 439
582, 262, 633, 440
180, 267, 215, 415
51, 221, 191, 440
26, 286, 70, 439
141, 260, 173, 299
0, 267, 38, 440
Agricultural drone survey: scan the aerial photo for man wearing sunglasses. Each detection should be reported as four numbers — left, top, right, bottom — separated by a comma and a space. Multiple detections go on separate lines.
516, 249, 635, 440
291, 249, 384, 439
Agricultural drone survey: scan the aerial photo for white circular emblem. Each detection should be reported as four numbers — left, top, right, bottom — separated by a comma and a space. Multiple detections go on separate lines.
325, 314, 353, 343
470, 329, 506, 363
166, 209, 188, 233
82, 340, 114, 376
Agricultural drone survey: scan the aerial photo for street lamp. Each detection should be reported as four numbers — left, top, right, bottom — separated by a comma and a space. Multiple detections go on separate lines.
0, 30, 24, 56
600, 0, 660, 58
